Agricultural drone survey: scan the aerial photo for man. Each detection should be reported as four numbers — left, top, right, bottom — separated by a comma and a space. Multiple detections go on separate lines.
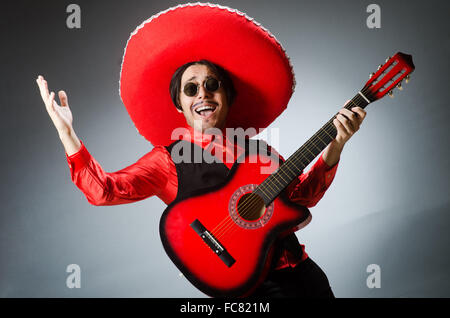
36, 4, 366, 297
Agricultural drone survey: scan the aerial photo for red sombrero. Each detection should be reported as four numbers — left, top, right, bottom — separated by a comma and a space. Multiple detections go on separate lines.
119, 3, 295, 146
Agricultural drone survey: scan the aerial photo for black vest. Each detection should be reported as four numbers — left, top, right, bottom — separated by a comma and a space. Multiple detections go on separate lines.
165, 138, 303, 269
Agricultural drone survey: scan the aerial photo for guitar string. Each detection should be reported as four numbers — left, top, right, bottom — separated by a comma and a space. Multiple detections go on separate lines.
213, 119, 339, 240
214, 92, 370, 241
209, 62, 410, 243
211, 90, 370, 240
209, 99, 349, 237
218, 59, 412, 239
210, 127, 328, 238
212, 91, 370, 241
210, 90, 370, 240
213, 115, 339, 240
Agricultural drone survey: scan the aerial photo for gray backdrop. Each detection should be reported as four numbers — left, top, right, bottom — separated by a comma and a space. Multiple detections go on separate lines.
1, 0, 449, 297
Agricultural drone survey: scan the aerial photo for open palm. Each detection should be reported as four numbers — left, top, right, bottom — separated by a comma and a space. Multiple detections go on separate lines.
36, 75, 74, 135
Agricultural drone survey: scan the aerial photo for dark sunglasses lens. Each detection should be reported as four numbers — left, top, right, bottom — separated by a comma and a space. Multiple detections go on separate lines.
205, 78, 219, 92
183, 83, 198, 97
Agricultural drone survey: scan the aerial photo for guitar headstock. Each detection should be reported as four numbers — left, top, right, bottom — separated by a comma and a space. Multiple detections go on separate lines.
363, 52, 415, 101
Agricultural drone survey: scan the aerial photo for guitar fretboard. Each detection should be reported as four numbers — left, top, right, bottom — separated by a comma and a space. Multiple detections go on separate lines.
254, 89, 372, 205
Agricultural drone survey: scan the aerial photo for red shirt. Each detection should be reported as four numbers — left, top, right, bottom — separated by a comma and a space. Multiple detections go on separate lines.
65, 126, 338, 270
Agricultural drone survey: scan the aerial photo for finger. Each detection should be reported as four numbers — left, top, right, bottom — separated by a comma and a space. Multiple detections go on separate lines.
46, 91, 57, 114
58, 90, 68, 107
333, 118, 350, 139
39, 77, 51, 105
335, 110, 352, 127
43, 77, 49, 93
339, 108, 357, 121
351, 107, 367, 121
339, 108, 360, 130
36, 76, 50, 102
45, 91, 64, 125
336, 113, 354, 134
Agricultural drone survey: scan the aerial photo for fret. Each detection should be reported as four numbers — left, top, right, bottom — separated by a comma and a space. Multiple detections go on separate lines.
256, 92, 370, 205
314, 133, 328, 148
253, 187, 271, 204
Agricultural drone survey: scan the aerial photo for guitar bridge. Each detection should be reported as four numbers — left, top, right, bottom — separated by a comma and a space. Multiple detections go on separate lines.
190, 219, 236, 268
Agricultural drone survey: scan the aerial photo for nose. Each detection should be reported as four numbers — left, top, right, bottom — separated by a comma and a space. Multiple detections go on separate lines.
196, 83, 212, 100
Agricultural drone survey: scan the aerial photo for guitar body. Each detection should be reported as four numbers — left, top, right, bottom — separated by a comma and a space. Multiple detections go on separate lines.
159, 152, 311, 297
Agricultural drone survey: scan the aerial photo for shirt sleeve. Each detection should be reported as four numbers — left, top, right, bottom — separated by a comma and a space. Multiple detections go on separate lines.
284, 153, 339, 208
64, 139, 174, 206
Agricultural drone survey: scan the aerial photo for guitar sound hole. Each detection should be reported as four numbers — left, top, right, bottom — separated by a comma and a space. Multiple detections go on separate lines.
236, 193, 266, 221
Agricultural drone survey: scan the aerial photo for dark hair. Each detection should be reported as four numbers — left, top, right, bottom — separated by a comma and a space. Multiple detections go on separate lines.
170, 59, 236, 111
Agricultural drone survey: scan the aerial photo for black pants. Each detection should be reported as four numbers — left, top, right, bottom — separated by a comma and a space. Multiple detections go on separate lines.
250, 257, 335, 298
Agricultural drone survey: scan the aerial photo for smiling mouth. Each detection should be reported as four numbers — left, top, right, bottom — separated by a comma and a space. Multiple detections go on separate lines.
192, 102, 218, 118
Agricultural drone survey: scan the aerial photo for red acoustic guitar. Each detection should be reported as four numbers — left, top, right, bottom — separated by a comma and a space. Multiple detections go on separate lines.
159, 52, 415, 297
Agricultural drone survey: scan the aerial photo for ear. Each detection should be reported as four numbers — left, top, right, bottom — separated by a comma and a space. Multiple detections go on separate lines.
176, 96, 182, 113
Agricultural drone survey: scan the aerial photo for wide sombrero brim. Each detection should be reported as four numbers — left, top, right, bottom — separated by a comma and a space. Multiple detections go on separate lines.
120, 3, 295, 146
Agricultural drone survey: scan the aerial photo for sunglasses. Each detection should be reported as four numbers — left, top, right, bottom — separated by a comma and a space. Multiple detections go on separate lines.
183, 77, 221, 97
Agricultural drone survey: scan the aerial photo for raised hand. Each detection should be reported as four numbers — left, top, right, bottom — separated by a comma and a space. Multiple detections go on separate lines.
36, 75, 81, 155
36, 75, 75, 135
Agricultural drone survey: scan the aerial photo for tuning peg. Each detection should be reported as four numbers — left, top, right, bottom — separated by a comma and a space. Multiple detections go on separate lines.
405, 74, 410, 83
385, 56, 391, 63
369, 72, 375, 79
388, 90, 394, 98
397, 82, 403, 90
377, 64, 383, 70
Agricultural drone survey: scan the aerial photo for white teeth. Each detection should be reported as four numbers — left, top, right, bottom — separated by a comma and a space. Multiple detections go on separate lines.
195, 105, 216, 114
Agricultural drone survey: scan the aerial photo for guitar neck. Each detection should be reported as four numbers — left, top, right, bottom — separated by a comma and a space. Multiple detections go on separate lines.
254, 89, 372, 205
